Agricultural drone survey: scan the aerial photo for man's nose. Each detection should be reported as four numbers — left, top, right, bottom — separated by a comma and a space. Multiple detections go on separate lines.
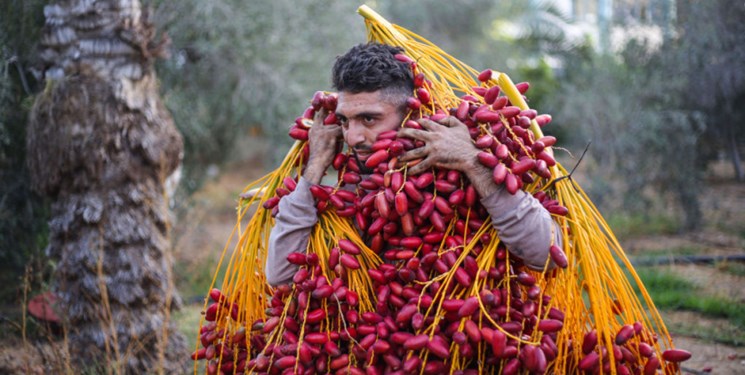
345, 123, 366, 148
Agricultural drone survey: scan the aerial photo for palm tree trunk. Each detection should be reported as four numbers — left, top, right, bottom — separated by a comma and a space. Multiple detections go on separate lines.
27, 0, 187, 373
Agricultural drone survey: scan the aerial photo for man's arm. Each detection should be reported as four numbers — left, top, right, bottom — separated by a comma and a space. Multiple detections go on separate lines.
460, 155, 561, 270
265, 177, 319, 286
398, 117, 561, 269
265, 109, 343, 287
479, 185, 562, 270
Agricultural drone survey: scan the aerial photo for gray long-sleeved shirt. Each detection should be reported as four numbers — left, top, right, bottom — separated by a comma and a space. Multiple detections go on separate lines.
266, 177, 561, 286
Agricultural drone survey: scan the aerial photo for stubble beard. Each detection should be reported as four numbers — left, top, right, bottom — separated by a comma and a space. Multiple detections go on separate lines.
351, 147, 375, 176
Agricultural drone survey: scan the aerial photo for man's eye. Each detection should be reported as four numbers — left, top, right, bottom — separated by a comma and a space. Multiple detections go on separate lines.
363, 116, 374, 124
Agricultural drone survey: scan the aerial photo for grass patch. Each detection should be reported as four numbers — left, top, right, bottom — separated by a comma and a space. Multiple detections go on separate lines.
633, 267, 745, 329
630, 246, 703, 262
173, 256, 225, 302
714, 221, 745, 241
173, 304, 204, 354
666, 319, 745, 347
606, 213, 680, 238
173, 304, 207, 374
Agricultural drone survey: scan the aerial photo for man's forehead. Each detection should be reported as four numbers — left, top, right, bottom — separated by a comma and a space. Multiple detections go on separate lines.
336, 91, 388, 114
338, 90, 383, 104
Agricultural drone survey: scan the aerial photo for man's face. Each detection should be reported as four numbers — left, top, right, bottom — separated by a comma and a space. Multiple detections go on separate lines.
335, 91, 405, 171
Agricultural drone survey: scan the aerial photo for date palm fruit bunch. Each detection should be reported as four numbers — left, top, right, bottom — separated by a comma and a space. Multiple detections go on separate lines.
191, 5, 690, 375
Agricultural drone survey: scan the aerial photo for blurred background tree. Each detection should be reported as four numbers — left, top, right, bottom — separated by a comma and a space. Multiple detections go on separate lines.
675, 0, 745, 182
541, 0, 744, 230
151, 0, 365, 199
0, 0, 49, 302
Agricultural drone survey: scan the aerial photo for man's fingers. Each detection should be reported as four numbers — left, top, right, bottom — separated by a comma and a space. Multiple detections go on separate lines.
399, 146, 427, 162
331, 126, 344, 139
417, 118, 444, 131
309, 118, 343, 143
438, 116, 465, 128
407, 158, 433, 175
398, 127, 431, 142
313, 108, 328, 125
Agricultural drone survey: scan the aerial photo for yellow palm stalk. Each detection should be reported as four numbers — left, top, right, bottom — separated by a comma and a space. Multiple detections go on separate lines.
357, 4, 676, 374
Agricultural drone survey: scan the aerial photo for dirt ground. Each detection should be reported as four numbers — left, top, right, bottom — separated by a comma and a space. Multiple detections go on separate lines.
623, 178, 745, 374
672, 335, 744, 374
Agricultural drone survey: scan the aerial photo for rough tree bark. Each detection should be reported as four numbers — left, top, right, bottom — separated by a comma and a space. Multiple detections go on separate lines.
26, 0, 187, 373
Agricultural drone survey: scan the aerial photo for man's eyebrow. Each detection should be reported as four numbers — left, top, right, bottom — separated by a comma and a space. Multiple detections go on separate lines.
336, 111, 384, 119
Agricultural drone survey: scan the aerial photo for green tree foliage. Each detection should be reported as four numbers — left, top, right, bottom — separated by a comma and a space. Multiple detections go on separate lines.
0, 0, 49, 300
544, 13, 711, 230
150, 0, 364, 195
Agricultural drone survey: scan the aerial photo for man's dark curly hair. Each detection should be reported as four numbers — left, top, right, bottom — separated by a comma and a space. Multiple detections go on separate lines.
332, 43, 414, 110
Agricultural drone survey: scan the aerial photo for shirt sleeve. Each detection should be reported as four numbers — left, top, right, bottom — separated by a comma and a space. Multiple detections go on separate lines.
265, 177, 318, 286
480, 186, 562, 270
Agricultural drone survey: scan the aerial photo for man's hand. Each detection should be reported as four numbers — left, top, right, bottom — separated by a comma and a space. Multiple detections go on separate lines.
304, 108, 343, 184
398, 116, 499, 198
397, 116, 480, 173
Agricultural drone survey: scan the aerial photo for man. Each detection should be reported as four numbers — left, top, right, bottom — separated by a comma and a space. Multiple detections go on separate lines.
266, 43, 560, 286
